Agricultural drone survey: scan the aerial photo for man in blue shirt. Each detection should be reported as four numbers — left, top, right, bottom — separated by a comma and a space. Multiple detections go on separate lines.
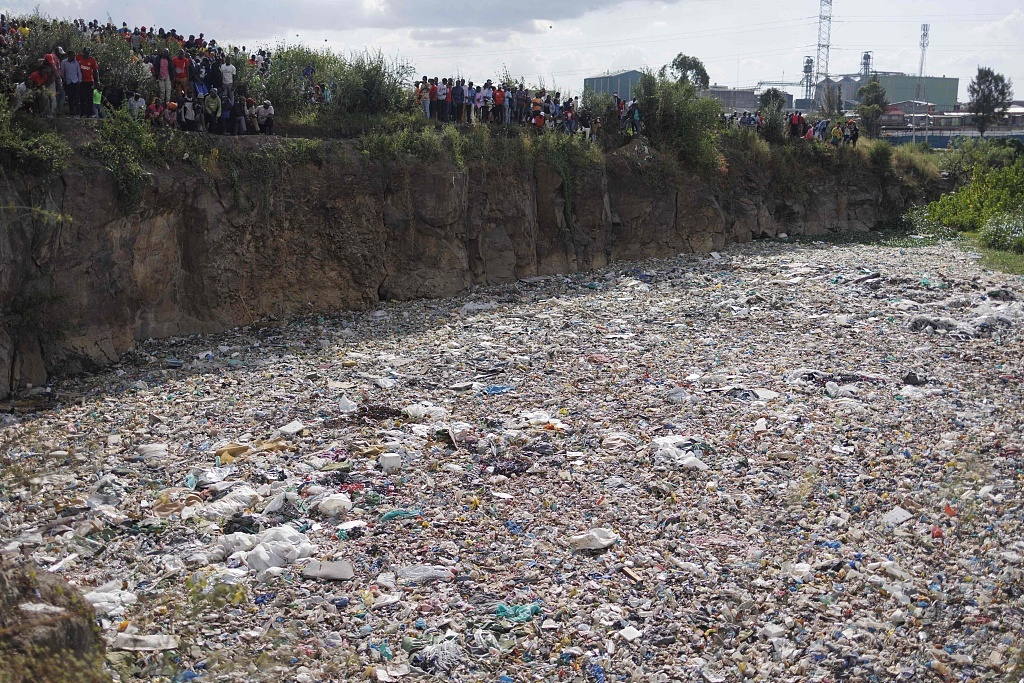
61, 49, 82, 116
466, 82, 476, 124
452, 79, 465, 123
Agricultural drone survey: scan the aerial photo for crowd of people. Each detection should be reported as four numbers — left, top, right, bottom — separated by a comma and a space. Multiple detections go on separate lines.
413, 77, 643, 140
1, 15, 277, 135
2, 13, 657, 143
724, 109, 860, 146
6, 14, 871, 150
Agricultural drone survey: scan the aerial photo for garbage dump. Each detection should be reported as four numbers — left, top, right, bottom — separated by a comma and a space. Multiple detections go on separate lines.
2, 239, 1022, 682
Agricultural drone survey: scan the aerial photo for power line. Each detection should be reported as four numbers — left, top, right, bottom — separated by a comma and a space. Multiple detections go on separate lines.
398, 17, 818, 60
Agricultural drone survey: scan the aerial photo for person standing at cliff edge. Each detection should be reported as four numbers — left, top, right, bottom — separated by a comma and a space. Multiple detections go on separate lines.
60, 48, 81, 115
76, 47, 98, 118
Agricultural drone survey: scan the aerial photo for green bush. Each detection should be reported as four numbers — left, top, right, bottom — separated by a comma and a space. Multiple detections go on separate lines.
759, 102, 787, 145
865, 139, 893, 169
247, 45, 413, 133
941, 137, 1019, 188
83, 107, 158, 212
978, 211, 1024, 253
0, 99, 70, 175
926, 160, 1024, 231
632, 70, 723, 178
719, 127, 770, 169
892, 143, 939, 191
0, 14, 153, 101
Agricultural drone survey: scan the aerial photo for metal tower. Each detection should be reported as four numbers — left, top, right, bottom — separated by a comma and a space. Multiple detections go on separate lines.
814, 0, 833, 102
802, 56, 814, 100
861, 52, 873, 79
915, 23, 930, 100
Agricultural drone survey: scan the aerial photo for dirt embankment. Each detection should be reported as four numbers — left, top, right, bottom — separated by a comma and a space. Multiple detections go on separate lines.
0, 135, 912, 398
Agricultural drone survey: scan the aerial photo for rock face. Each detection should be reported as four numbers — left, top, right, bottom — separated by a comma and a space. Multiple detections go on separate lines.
0, 137, 907, 398
0, 562, 107, 683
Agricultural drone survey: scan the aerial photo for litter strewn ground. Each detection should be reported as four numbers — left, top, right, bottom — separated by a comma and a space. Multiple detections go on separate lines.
2, 239, 1023, 682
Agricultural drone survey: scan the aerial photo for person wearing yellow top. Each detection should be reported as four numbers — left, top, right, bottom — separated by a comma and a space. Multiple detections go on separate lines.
830, 124, 843, 146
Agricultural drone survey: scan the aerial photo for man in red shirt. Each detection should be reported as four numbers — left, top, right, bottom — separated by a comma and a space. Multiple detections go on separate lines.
493, 86, 505, 124
76, 47, 99, 118
428, 78, 438, 120
172, 49, 190, 98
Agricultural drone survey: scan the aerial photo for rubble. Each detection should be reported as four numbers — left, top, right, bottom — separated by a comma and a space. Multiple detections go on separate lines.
1, 239, 1023, 681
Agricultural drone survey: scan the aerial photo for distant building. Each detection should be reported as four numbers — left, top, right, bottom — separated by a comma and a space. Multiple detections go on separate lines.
583, 70, 643, 100
875, 75, 958, 113
1009, 102, 1024, 127
880, 104, 907, 128
702, 85, 768, 113
814, 73, 959, 114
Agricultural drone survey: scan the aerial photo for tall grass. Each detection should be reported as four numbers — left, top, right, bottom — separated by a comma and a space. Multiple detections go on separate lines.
632, 70, 723, 178
892, 144, 940, 192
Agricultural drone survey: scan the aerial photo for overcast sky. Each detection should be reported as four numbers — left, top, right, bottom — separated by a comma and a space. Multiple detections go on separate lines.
4, 0, 1021, 101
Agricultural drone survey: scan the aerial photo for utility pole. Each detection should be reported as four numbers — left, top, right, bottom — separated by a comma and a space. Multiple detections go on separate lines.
914, 23, 929, 145
814, 0, 833, 109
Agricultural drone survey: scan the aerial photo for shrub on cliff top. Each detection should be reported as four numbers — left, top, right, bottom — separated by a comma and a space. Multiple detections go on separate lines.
249, 45, 414, 132
0, 98, 70, 176
1, 13, 156, 103
632, 70, 722, 179
892, 144, 939, 193
83, 107, 158, 212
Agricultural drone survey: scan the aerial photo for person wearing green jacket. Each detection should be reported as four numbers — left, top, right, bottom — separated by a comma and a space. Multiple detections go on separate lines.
92, 85, 105, 118
204, 87, 222, 133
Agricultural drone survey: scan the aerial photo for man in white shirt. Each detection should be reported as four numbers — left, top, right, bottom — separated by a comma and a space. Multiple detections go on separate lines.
256, 100, 274, 135
436, 79, 448, 122
220, 56, 236, 98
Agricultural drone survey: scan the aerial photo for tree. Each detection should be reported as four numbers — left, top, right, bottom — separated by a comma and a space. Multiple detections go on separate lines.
969, 67, 1013, 136
633, 69, 722, 177
856, 78, 888, 137
759, 88, 787, 111
820, 82, 843, 118
665, 54, 710, 91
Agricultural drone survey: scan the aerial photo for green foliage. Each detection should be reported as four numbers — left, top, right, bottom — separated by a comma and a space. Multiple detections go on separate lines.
759, 101, 787, 145
0, 98, 70, 175
361, 125, 451, 164
664, 54, 710, 91
247, 45, 413, 133
719, 127, 770, 168
83, 107, 157, 212
758, 88, 786, 111
892, 143, 939, 191
0, 13, 151, 101
926, 160, 1024, 231
820, 83, 843, 119
582, 87, 615, 120
89, 37, 153, 97
864, 138, 893, 169
633, 70, 722, 178
940, 137, 1019, 188
856, 79, 888, 138
978, 210, 1024, 254
968, 67, 1013, 136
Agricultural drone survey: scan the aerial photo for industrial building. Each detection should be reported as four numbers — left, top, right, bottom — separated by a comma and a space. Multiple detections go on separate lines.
583, 70, 643, 100
810, 64, 959, 114
872, 74, 958, 113
703, 85, 793, 112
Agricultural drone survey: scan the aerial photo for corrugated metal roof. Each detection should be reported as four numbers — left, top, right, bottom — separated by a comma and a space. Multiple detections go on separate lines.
585, 69, 642, 79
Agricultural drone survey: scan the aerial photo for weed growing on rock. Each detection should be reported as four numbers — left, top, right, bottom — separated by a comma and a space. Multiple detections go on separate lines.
0, 100, 70, 176
84, 108, 157, 213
